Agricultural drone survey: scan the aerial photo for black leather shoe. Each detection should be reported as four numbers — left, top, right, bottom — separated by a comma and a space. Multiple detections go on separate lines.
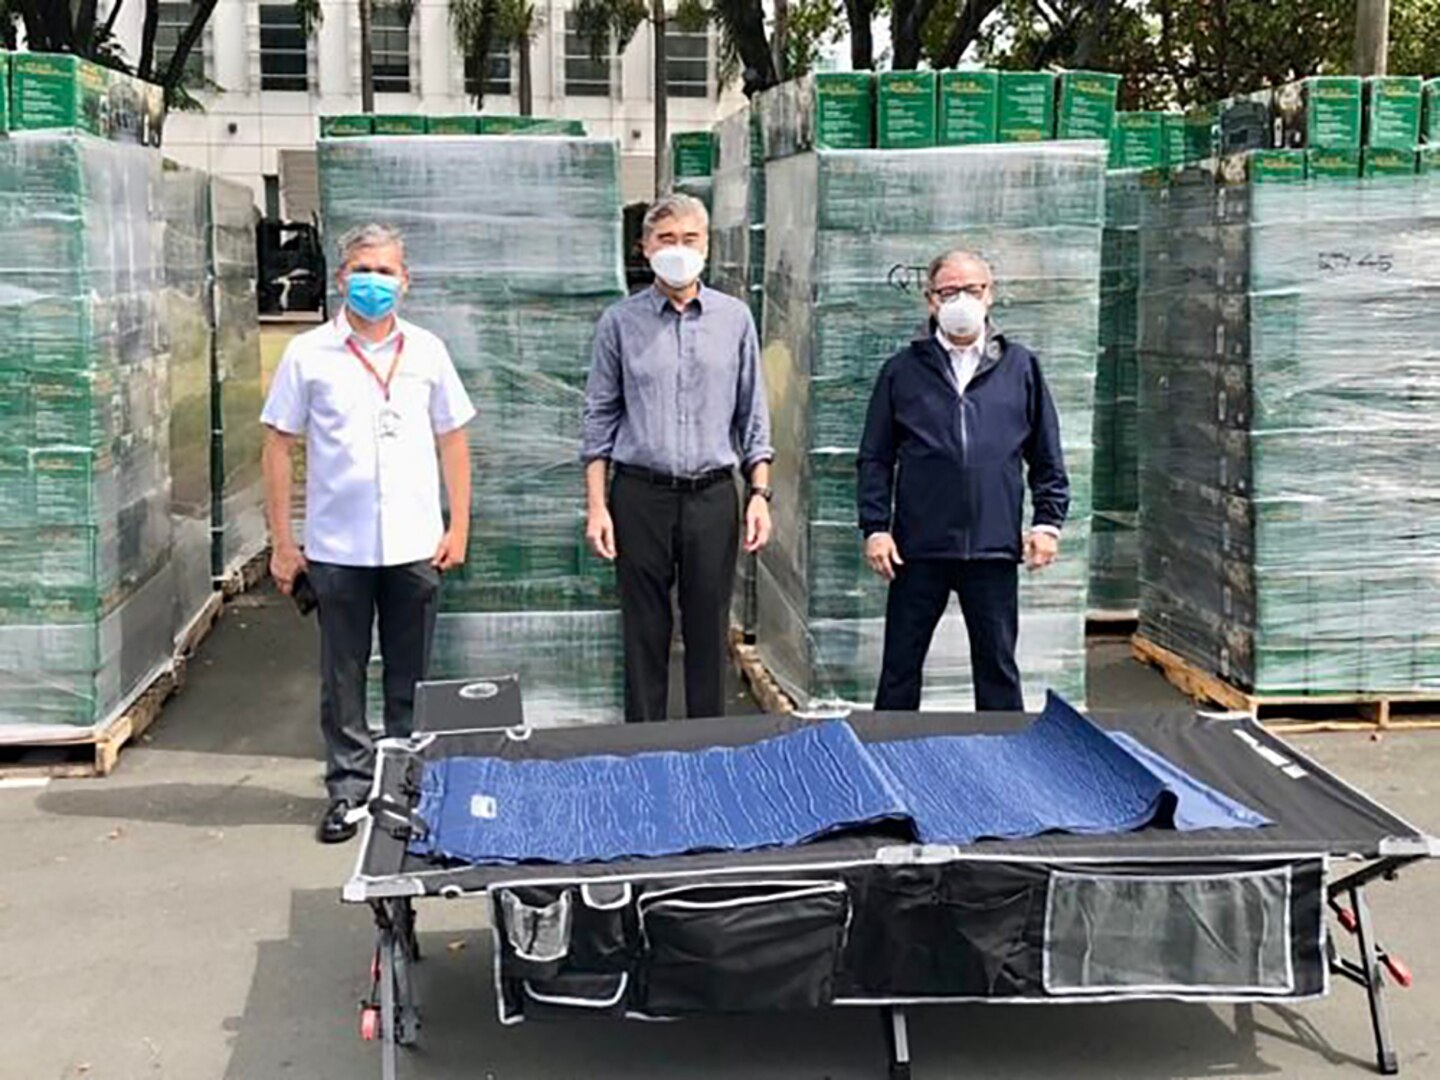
318, 799, 360, 844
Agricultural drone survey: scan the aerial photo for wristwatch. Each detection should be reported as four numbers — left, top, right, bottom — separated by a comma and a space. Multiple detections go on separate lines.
749, 484, 774, 503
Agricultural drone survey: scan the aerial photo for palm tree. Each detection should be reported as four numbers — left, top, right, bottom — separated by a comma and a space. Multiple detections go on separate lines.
452, 0, 539, 114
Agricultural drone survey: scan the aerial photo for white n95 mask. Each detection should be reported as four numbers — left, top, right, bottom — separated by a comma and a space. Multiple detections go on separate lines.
938, 293, 987, 340
650, 245, 706, 288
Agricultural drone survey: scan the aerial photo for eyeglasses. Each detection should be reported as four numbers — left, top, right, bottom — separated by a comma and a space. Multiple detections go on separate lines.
929, 284, 988, 302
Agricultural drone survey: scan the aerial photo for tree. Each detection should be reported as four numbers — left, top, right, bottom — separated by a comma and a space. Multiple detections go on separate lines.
451, 0, 539, 114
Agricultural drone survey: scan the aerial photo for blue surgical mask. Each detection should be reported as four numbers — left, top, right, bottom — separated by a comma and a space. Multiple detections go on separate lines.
346, 271, 402, 321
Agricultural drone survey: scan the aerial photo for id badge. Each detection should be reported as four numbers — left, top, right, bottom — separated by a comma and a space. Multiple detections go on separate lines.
377, 403, 403, 439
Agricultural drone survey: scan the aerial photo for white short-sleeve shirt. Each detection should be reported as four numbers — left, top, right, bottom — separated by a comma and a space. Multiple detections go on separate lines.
261, 311, 476, 567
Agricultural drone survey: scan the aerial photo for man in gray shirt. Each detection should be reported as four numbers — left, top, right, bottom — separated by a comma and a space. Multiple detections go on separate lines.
582, 193, 774, 721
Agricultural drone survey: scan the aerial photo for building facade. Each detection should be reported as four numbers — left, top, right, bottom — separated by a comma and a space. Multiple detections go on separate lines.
101, 0, 745, 214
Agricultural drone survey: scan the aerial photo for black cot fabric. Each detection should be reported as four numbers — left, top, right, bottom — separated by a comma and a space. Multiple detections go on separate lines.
355, 708, 1428, 893
488, 857, 1327, 1022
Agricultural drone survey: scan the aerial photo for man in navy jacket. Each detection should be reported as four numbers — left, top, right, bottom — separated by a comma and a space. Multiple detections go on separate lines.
857, 249, 1069, 711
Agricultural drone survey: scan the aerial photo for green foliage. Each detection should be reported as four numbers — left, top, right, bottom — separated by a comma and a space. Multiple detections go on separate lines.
573, 0, 647, 59
786, 0, 847, 77
1386, 0, 1440, 76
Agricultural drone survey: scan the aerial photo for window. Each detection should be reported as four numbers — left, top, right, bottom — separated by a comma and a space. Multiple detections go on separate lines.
371, 5, 411, 94
665, 20, 708, 99
259, 4, 308, 91
565, 12, 613, 98
465, 39, 512, 98
155, 1, 205, 87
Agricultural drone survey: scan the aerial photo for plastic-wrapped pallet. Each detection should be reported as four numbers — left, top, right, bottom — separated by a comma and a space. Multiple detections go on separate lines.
711, 106, 766, 324
161, 161, 218, 639
0, 133, 177, 733
712, 106, 768, 637
1137, 156, 1440, 693
209, 177, 266, 581
316, 135, 627, 724
1088, 169, 1143, 615
759, 143, 1105, 710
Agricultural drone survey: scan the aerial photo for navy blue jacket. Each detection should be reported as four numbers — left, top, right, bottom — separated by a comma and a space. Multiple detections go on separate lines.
857, 327, 1069, 561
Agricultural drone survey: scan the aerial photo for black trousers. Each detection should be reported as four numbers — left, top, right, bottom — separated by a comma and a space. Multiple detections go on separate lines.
307, 560, 440, 802
611, 471, 740, 722
875, 558, 1024, 712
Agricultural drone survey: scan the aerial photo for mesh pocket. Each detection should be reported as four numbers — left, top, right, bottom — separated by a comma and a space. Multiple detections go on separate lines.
1044, 866, 1294, 995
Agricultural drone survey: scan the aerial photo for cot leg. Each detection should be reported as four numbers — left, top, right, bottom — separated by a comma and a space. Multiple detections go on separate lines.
882, 1006, 912, 1080
1351, 886, 1399, 1075
380, 924, 399, 1080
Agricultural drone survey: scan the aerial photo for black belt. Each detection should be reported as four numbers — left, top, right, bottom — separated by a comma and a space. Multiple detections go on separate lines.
614, 463, 734, 491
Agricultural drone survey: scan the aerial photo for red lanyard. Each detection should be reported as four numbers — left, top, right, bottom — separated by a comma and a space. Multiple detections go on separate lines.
345, 333, 406, 401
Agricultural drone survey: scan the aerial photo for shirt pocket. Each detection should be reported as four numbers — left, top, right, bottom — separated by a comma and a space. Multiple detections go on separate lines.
388, 369, 436, 436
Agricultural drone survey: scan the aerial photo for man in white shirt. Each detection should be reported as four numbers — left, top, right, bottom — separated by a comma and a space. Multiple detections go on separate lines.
261, 223, 476, 843
857, 249, 1069, 711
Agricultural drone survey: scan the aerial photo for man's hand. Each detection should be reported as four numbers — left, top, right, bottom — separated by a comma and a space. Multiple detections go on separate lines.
586, 506, 617, 561
1025, 529, 1060, 571
432, 528, 468, 572
744, 495, 772, 553
271, 541, 307, 595
865, 532, 904, 581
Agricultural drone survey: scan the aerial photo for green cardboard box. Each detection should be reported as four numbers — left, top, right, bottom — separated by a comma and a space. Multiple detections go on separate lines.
938, 71, 998, 145
1162, 113, 1188, 166
1056, 70, 1120, 140
9, 52, 108, 136
814, 72, 874, 149
0, 52, 9, 134
1362, 146, 1418, 177
1273, 77, 1362, 148
1110, 111, 1165, 169
1184, 108, 1215, 161
321, 114, 374, 137
877, 70, 937, 149
427, 115, 479, 135
671, 131, 716, 178
371, 114, 428, 135
1243, 150, 1307, 184
998, 71, 1055, 141
1306, 147, 1361, 180
1364, 76, 1423, 149
478, 115, 585, 136
1423, 78, 1440, 144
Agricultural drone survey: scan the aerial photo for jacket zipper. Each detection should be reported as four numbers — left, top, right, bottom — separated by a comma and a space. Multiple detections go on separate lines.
958, 395, 971, 559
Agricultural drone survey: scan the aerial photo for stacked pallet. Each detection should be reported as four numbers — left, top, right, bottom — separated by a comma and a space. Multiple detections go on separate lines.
1088, 169, 1144, 616
161, 162, 218, 635
0, 134, 178, 732
1136, 153, 1440, 695
209, 177, 267, 583
317, 135, 628, 724
755, 137, 1106, 709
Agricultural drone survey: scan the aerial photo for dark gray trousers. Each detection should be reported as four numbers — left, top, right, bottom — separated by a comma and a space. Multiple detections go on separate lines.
307, 560, 440, 803
611, 471, 740, 722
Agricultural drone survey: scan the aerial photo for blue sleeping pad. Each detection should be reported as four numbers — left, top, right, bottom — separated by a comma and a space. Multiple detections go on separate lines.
412, 718, 910, 864
412, 692, 1268, 865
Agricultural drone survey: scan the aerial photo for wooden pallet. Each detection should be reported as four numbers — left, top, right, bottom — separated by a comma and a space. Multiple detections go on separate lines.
0, 592, 225, 780
219, 547, 270, 599
729, 630, 796, 716
1131, 634, 1440, 734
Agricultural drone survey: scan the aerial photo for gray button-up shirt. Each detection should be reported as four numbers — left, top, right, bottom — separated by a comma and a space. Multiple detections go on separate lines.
581, 284, 774, 477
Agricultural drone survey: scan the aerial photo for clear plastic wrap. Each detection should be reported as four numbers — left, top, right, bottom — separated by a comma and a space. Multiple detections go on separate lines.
1089, 169, 1143, 614
161, 161, 218, 637
209, 176, 266, 579
318, 135, 627, 723
0, 133, 176, 732
1138, 159, 1440, 693
758, 144, 1106, 710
